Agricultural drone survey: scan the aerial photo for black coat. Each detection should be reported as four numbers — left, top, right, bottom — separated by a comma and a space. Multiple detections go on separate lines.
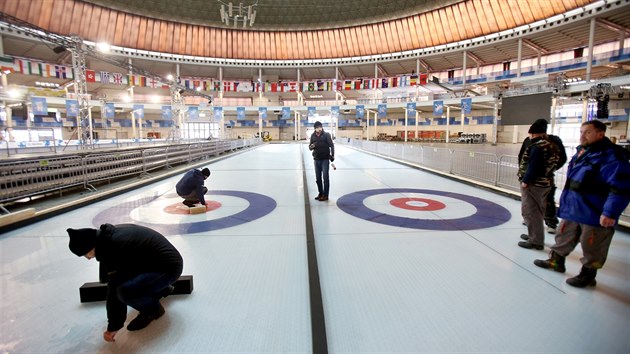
309, 131, 335, 160
95, 223, 183, 331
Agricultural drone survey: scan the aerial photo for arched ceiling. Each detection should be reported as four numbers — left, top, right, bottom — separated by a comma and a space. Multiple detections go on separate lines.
81, 0, 465, 31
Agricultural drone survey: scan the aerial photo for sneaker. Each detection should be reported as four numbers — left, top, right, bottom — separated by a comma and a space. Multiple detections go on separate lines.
183, 200, 195, 207
127, 304, 165, 331
520, 234, 529, 241
518, 241, 544, 250
546, 226, 557, 234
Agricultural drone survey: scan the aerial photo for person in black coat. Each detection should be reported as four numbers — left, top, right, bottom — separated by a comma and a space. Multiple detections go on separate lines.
518, 119, 567, 233
309, 121, 335, 201
176, 167, 210, 207
68, 223, 183, 342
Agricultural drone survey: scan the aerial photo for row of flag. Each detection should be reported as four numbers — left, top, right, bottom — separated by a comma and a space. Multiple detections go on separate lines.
11, 57, 428, 92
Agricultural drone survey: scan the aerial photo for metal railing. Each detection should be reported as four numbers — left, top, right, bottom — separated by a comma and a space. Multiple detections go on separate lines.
0, 139, 260, 205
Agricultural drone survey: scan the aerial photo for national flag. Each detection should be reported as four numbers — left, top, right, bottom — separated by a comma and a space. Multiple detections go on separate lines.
85, 70, 96, 82
38, 63, 53, 77
308, 82, 315, 92
237, 81, 253, 92
336, 81, 342, 91
410, 74, 418, 86
287, 82, 298, 92
419, 73, 428, 85
344, 80, 352, 90
391, 77, 398, 88
271, 82, 278, 92
223, 81, 234, 92
55, 65, 68, 79
316, 81, 324, 91
193, 80, 201, 90
112, 72, 123, 85
29, 61, 42, 75
149, 78, 159, 88
138, 76, 147, 87
212, 80, 221, 91
100, 71, 110, 84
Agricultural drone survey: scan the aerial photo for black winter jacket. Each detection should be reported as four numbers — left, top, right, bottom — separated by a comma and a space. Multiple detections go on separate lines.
95, 223, 183, 331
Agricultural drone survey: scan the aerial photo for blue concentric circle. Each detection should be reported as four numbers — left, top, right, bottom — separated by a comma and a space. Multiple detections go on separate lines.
336, 188, 511, 230
93, 190, 276, 235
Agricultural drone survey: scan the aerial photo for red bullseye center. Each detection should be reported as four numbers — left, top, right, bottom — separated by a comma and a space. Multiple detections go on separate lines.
390, 197, 445, 211
163, 200, 222, 215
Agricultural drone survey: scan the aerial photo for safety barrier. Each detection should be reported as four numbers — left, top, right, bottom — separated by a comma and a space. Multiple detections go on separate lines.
0, 155, 84, 202
340, 139, 629, 220
0, 139, 260, 205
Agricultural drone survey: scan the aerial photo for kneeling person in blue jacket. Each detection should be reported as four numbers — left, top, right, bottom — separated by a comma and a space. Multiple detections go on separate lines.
68, 223, 183, 342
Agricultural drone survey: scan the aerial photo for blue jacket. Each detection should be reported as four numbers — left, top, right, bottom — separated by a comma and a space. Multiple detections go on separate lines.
558, 137, 630, 226
175, 169, 207, 205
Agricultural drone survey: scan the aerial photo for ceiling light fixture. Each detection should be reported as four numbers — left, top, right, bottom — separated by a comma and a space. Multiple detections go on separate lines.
218, 0, 258, 28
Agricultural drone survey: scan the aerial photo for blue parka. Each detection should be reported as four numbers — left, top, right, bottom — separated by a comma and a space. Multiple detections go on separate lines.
558, 137, 630, 226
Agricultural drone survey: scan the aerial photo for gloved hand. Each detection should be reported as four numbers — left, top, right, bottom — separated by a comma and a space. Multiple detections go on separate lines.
330, 155, 335, 162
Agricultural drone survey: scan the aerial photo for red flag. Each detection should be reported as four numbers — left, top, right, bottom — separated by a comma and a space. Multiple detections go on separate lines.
85, 70, 96, 82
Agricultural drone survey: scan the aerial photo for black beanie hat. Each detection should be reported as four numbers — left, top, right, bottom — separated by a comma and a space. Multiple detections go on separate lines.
528, 120, 547, 134
202, 168, 210, 177
67, 228, 97, 256
314, 121, 322, 128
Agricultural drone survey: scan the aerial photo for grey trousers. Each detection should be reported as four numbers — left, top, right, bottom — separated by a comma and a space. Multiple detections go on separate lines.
551, 220, 615, 269
521, 184, 550, 246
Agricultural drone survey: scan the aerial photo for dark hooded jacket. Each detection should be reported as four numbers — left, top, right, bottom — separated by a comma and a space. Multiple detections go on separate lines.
176, 168, 207, 204
95, 223, 183, 331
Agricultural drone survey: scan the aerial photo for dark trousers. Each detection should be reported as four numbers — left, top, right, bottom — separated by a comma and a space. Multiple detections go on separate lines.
180, 187, 207, 203
314, 159, 330, 196
116, 266, 182, 316
544, 184, 559, 228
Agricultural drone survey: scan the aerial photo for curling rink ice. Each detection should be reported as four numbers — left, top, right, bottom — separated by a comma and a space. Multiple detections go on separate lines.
1, 143, 629, 353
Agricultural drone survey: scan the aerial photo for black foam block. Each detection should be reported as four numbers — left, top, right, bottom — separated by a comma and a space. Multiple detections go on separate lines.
79, 275, 194, 303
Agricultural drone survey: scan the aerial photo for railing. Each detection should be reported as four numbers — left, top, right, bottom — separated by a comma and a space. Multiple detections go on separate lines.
0, 139, 260, 205
339, 139, 629, 222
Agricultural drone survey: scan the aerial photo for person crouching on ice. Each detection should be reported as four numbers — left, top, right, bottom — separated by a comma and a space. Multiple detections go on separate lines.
68, 223, 183, 342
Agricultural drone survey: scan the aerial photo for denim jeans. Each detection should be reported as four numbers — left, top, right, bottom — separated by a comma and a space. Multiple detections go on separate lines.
116, 266, 182, 316
314, 159, 330, 196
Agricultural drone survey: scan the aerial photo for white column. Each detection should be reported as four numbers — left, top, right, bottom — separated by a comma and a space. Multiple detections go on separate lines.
404, 108, 408, 142
582, 94, 589, 123
586, 18, 596, 81
366, 110, 370, 141
414, 110, 419, 142
462, 51, 467, 88
492, 100, 499, 144
446, 105, 450, 139
517, 38, 522, 77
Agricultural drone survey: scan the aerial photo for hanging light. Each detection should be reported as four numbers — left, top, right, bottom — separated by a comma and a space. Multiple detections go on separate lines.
217, 0, 258, 27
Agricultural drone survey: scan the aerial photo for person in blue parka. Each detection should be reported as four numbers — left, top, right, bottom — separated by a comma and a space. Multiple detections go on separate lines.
534, 119, 630, 288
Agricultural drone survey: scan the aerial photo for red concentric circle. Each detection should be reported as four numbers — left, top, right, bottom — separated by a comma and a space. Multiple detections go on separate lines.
389, 197, 446, 211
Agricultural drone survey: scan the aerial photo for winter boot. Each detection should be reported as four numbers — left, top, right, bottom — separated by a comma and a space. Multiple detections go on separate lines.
533, 251, 566, 273
566, 266, 597, 288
